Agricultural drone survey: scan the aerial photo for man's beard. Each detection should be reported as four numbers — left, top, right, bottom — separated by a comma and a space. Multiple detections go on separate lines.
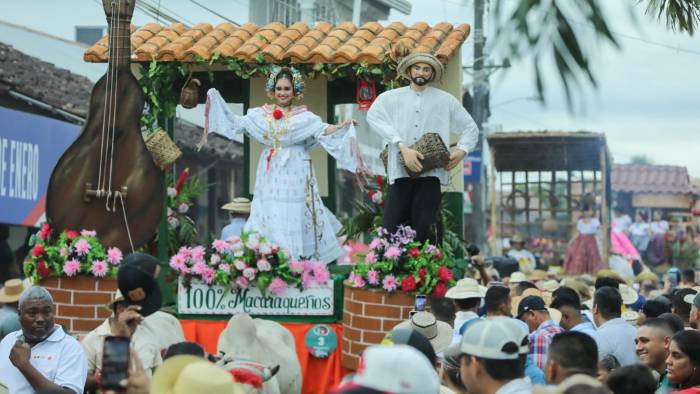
410, 76, 429, 86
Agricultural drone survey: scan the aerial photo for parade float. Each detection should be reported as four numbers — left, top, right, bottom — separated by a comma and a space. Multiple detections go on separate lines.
40, 2, 474, 390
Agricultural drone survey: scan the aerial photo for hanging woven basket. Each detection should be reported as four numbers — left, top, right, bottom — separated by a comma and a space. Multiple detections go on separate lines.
144, 127, 182, 169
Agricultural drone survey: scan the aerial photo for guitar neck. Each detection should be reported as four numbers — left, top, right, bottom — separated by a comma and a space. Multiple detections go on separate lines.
107, 19, 132, 71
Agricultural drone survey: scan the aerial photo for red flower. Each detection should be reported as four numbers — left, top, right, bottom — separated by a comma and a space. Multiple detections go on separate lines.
37, 260, 51, 278
175, 168, 190, 194
375, 175, 385, 190
418, 267, 427, 284
437, 266, 453, 282
400, 275, 417, 292
433, 282, 447, 298
32, 244, 46, 257
273, 108, 284, 120
409, 248, 420, 258
38, 223, 52, 240
65, 230, 79, 240
367, 190, 376, 200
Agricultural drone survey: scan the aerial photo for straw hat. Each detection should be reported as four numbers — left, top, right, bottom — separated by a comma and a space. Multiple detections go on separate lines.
540, 280, 560, 293
528, 270, 548, 282
394, 311, 453, 354
397, 52, 444, 82
622, 310, 640, 326
0, 279, 28, 303
619, 284, 639, 305
635, 271, 659, 284
151, 355, 243, 394
510, 234, 525, 244
221, 197, 251, 214
445, 278, 486, 300
509, 272, 528, 284
532, 373, 605, 394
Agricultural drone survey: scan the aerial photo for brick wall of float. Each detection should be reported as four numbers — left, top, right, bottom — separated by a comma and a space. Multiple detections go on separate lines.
342, 284, 428, 370
41, 276, 118, 334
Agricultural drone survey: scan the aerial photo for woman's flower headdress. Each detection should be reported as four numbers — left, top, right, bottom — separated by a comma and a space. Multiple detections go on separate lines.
265, 66, 305, 98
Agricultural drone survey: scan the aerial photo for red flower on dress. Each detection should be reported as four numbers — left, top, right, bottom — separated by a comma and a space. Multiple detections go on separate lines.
409, 248, 421, 258
437, 266, 453, 282
37, 260, 51, 278
433, 282, 447, 298
65, 230, 79, 240
32, 244, 46, 257
400, 275, 417, 292
38, 223, 52, 240
273, 108, 284, 120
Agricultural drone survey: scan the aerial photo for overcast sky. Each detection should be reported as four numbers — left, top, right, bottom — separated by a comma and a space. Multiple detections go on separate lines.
3, 0, 698, 176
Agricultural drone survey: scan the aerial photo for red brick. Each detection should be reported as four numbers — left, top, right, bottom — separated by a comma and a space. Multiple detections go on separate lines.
353, 315, 381, 331
342, 338, 353, 353
40, 277, 61, 289
382, 318, 402, 331
364, 303, 402, 319
343, 311, 353, 326
344, 326, 362, 342
401, 306, 414, 320
97, 279, 118, 292
362, 330, 388, 344
73, 292, 113, 305
349, 287, 385, 304
58, 304, 95, 319
384, 291, 414, 306
96, 306, 112, 319
48, 289, 72, 304
54, 317, 71, 329
341, 353, 359, 370
60, 276, 97, 291
344, 299, 364, 315
73, 318, 101, 333
350, 341, 368, 356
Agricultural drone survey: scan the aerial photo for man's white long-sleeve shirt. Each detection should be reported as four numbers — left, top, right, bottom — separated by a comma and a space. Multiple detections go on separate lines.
366, 85, 479, 184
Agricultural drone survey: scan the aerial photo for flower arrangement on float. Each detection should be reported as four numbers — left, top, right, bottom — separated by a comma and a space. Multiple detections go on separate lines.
24, 223, 123, 283
169, 232, 331, 295
347, 226, 456, 298
161, 168, 205, 255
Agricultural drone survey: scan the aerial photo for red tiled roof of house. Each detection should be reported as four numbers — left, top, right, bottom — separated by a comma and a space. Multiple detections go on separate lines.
83, 21, 470, 64
612, 164, 691, 194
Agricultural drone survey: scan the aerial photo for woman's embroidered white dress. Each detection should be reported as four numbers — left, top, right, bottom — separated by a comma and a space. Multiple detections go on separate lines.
204, 88, 362, 263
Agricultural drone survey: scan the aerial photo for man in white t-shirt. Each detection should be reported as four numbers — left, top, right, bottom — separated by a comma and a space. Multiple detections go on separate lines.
507, 235, 536, 273
0, 286, 87, 394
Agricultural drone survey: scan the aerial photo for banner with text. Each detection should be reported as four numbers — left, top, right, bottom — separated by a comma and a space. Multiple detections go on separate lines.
0, 107, 80, 226
177, 278, 335, 316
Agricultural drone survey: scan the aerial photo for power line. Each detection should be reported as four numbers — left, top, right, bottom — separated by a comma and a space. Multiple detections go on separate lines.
188, 0, 241, 26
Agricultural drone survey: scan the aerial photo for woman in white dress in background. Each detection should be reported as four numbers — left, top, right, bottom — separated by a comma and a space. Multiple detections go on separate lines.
200, 66, 364, 263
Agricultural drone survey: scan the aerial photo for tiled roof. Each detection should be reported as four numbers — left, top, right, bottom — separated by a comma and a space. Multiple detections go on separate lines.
612, 164, 691, 194
83, 21, 470, 64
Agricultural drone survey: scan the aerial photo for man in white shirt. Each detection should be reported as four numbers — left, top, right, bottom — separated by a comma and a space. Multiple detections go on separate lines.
0, 286, 87, 394
220, 197, 250, 240
367, 52, 478, 243
506, 235, 536, 273
445, 278, 485, 346
591, 287, 639, 366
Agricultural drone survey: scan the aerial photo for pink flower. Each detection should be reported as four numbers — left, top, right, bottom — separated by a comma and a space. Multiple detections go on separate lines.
91, 260, 107, 277
63, 259, 80, 277
313, 265, 330, 284
107, 247, 123, 265
302, 271, 314, 289
246, 236, 260, 250
368, 238, 382, 250
289, 259, 304, 273
382, 275, 397, 292
218, 263, 231, 274
385, 246, 402, 260
365, 251, 377, 264
243, 267, 257, 279
191, 246, 206, 262
352, 274, 366, 288
210, 254, 221, 266
80, 229, 97, 237
75, 239, 91, 256
212, 239, 229, 253
268, 278, 287, 295
371, 191, 383, 205
259, 243, 272, 255
257, 259, 271, 271
367, 270, 380, 285
59, 247, 68, 257
178, 203, 189, 213
233, 260, 247, 271
192, 261, 207, 275
236, 276, 249, 288
177, 246, 192, 260
169, 254, 186, 271
202, 268, 215, 284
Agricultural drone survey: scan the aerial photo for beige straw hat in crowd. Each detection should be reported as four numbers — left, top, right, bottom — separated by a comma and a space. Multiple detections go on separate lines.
397, 52, 445, 82
221, 197, 251, 214
151, 355, 243, 394
0, 279, 28, 303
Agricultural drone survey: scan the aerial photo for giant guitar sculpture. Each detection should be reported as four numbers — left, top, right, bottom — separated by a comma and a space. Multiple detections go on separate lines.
46, 0, 164, 252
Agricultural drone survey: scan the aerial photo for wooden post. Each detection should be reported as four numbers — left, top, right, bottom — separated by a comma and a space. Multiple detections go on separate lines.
599, 148, 609, 268
489, 146, 498, 254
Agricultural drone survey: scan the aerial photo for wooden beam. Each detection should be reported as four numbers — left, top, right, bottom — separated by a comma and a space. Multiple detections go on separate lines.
600, 149, 609, 268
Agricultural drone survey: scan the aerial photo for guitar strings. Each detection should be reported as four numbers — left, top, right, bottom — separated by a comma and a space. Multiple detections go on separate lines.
106, 0, 121, 208
97, 1, 116, 195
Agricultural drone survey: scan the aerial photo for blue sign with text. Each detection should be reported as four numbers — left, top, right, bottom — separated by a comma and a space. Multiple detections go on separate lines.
0, 107, 80, 226
463, 149, 482, 183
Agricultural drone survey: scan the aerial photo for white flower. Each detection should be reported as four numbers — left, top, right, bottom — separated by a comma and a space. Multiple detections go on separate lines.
256, 259, 271, 271
259, 243, 272, 255
178, 203, 189, 214
246, 237, 260, 250
167, 216, 179, 229
234, 260, 247, 271
167, 187, 177, 198
371, 191, 383, 204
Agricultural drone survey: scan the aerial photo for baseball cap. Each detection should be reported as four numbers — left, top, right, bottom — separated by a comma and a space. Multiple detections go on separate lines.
683, 292, 700, 308
445, 278, 486, 300
331, 345, 440, 394
460, 317, 528, 360
517, 295, 547, 317
382, 328, 437, 366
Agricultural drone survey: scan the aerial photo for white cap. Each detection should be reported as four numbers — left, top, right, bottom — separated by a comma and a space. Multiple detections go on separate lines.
348, 345, 440, 394
460, 317, 529, 360
445, 278, 486, 300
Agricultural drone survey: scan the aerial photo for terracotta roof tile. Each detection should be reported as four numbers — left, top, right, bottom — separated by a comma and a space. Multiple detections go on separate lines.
612, 164, 691, 194
84, 21, 470, 65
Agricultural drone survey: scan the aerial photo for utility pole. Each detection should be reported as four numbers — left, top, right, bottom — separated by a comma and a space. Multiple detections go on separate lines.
469, 0, 489, 250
